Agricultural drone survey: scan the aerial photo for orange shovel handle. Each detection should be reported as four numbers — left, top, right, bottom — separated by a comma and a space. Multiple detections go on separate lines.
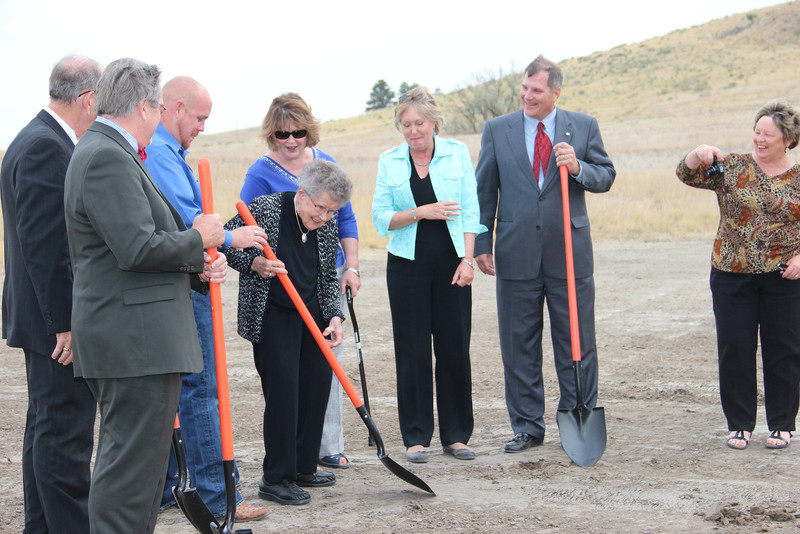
197, 159, 234, 461
235, 200, 365, 410
559, 165, 582, 363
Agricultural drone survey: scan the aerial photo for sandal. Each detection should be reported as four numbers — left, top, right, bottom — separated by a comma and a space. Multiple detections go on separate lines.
765, 430, 791, 449
726, 430, 750, 450
318, 453, 350, 469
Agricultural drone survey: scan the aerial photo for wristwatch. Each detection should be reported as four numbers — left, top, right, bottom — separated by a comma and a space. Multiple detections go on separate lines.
345, 267, 360, 277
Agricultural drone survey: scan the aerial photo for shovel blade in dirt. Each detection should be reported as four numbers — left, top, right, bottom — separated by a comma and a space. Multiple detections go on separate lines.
172, 419, 219, 534
556, 404, 607, 467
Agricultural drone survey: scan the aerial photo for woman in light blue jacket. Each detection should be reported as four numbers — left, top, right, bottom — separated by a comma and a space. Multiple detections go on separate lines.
372, 87, 486, 463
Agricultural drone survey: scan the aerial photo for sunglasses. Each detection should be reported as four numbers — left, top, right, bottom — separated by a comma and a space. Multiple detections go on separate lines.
274, 129, 308, 140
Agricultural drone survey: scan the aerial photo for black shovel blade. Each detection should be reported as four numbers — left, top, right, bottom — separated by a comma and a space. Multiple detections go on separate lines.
356, 406, 435, 495
172, 428, 220, 534
556, 405, 607, 467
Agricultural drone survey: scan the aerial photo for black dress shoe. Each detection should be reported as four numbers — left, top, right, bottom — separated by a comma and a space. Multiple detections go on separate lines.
504, 432, 544, 453
296, 470, 336, 487
258, 478, 310, 505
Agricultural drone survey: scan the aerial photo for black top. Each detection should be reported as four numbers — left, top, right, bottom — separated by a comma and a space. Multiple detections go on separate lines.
270, 191, 318, 309
410, 151, 455, 258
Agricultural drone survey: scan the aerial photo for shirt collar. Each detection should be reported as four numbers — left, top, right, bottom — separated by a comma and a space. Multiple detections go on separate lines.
43, 106, 78, 145
524, 107, 558, 136
96, 116, 138, 153
151, 122, 188, 159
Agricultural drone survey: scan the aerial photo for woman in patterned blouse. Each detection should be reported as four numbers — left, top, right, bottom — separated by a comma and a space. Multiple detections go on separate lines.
677, 100, 800, 451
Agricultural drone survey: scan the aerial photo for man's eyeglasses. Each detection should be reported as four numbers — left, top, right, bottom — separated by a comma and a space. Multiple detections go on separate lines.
78, 89, 94, 98
274, 129, 308, 140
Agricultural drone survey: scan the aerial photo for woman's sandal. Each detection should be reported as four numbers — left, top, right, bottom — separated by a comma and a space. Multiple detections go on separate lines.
726, 430, 750, 450
765, 430, 791, 449
318, 453, 350, 469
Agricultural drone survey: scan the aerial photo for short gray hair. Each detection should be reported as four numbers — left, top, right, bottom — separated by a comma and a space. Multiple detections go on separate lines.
297, 160, 353, 206
49, 55, 103, 103
754, 100, 800, 150
525, 55, 563, 92
95, 58, 161, 118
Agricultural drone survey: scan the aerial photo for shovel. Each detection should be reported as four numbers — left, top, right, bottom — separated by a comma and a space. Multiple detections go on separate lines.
198, 160, 253, 534
345, 286, 375, 447
554, 164, 607, 467
171, 414, 218, 534
236, 200, 434, 496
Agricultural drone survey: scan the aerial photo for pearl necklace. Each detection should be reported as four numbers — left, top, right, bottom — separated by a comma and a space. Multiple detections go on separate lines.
294, 197, 309, 244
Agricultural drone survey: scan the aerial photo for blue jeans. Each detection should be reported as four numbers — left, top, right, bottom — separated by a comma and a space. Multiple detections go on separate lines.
161, 291, 242, 516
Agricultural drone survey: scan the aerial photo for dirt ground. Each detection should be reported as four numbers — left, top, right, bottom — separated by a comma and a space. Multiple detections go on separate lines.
1, 239, 799, 533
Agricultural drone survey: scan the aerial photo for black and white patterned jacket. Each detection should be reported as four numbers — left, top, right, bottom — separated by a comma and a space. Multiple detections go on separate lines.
224, 192, 343, 344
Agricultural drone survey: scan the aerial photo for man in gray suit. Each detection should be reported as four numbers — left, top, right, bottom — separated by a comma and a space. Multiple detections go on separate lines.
475, 55, 615, 453
64, 57, 226, 533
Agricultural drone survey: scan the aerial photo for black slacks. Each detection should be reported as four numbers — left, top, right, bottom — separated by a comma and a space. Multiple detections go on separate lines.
23, 349, 96, 534
711, 268, 800, 432
253, 299, 332, 483
387, 252, 474, 447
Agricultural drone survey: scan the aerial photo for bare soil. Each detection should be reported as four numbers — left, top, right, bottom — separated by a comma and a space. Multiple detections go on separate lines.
1, 239, 799, 533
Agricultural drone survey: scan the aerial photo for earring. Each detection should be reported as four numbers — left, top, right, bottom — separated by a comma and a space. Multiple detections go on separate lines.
787, 147, 791, 153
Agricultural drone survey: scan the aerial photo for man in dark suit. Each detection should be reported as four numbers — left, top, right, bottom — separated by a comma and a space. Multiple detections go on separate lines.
1, 54, 102, 533
63, 57, 226, 534
475, 55, 615, 453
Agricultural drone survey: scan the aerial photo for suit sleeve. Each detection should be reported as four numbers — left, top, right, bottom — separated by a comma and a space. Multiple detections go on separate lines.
14, 137, 73, 334
81, 147, 204, 272
474, 122, 500, 256
572, 116, 615, 193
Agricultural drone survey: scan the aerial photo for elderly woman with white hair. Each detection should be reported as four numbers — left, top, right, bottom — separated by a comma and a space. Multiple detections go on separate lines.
225, 159, 351, 505
372, 87, 486, 464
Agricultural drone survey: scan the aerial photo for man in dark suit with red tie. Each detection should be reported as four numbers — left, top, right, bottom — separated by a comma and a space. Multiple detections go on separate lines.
1, 55, 103, 534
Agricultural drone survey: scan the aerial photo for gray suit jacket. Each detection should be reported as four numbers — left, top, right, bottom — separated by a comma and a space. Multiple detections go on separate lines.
475, 109, 615, 280
64, 121, 206, 379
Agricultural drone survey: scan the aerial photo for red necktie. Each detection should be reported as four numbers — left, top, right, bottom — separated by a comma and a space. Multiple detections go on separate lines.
533, 122, 552, 181
138, 146, 147, 162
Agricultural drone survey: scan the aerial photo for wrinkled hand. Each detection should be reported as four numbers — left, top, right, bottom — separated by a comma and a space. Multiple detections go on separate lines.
192, 213, 224, 248
418, 200, 461, 221
52, 331, 74, 365
340, 269, 361, 297
200, 251, 227, 284
251, 256, 287, 279
451, 262, 474, 287
553, 142, 581, 176
230, 225, 268, 250
476, 253, 495, 276
322, 316, 343, 348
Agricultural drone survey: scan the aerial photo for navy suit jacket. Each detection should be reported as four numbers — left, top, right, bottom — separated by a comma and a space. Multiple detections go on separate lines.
1, 110, 74, 356
475, 108, 615, 280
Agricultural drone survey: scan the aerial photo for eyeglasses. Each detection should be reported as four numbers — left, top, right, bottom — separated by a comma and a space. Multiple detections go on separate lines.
159, 103, 167, 114
398, 91, 430, 103
274, 129, 308, 140
78, 89, 94, 98
309, 198, 339, 217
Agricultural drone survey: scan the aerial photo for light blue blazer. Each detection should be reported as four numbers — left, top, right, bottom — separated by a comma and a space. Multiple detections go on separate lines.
372, 136, 487, 260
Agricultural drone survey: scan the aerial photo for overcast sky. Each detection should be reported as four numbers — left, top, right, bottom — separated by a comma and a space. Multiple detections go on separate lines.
0, 0, 787, 150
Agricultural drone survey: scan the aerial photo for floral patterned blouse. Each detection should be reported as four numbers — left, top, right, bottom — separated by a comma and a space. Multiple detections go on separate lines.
677, 153, 800, 273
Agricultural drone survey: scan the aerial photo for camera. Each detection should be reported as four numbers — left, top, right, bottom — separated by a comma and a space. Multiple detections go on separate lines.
705, 155, 724, 178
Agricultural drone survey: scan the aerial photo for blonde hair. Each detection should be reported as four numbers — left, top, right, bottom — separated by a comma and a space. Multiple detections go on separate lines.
394, 87, 444, 135
260, 93, 321, 150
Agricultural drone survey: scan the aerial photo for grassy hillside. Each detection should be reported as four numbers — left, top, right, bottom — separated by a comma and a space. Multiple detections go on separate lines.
2, 1, 799, 262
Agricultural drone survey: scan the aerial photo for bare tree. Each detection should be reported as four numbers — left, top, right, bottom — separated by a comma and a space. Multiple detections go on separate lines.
448, 68, 521, 134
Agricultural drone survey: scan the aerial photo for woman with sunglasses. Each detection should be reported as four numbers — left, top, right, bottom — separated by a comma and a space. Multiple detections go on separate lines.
241, 93, 359, 471
372, 87, 486, 463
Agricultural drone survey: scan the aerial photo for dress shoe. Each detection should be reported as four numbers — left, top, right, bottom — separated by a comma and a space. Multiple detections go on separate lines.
504, 432, 543, 453
258, 478, 310, 505
443, 444, 476, 460
296, 470, 336, 487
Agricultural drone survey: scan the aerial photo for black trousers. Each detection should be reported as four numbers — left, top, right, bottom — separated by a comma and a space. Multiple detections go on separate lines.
23, 349, 96, 534
253, 299, 332, 483
710, 268, 800, 432
387, 253, 474, 447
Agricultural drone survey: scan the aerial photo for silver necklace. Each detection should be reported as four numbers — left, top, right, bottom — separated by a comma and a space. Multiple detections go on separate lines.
411, 157, 431, 167
294, 197, 309, 243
